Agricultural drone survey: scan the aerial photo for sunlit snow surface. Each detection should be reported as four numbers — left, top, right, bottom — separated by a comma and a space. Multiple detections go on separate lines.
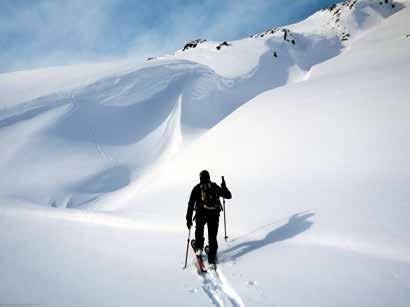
1, 1, 410, 306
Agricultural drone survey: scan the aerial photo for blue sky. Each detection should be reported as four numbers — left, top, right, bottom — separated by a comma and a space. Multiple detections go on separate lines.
0, 0, 337, 73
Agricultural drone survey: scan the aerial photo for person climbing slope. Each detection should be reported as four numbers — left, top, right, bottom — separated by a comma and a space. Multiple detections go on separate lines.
186, 170, 232, 270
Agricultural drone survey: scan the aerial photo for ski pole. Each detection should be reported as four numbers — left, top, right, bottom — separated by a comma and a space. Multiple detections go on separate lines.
222, 176, 228, 242
223, 197, 228, 241
183, 227, 191, 269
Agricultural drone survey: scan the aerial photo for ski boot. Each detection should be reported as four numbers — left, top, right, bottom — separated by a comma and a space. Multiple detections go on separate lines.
208, 262, 217, 271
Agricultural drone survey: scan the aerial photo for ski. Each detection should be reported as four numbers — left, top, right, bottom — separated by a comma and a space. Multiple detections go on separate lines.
191, 239, 207, 273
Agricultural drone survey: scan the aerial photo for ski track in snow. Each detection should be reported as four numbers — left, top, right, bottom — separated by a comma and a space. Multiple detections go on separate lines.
193, 264, 246, 307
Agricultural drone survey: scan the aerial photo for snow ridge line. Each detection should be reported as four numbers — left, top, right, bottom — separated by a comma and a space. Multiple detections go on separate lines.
198, 268, 246, 307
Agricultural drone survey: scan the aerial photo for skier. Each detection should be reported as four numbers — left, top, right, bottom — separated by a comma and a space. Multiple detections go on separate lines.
186, 170, 232, 270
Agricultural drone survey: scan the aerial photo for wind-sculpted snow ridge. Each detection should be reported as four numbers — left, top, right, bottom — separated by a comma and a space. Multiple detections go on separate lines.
0, 0, 405, 210
0, 31, 343, 208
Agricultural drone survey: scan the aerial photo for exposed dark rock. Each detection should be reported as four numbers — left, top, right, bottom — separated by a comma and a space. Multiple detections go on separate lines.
273, 51, 278, 57
216, 41, 231, 50
348, 0, 357, 9
322, 1, 360, 27
251, 27, 280, 38
325, 4, 337, 12
341, 32, 351, 41
283, 29, 288, 41
250, 26, 295, 45
146, 57, 156, 61
182, 39, 207, 51
379, 0, 396, 6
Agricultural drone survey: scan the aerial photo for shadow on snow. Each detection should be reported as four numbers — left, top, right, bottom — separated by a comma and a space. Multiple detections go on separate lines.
222, 211, 315, 261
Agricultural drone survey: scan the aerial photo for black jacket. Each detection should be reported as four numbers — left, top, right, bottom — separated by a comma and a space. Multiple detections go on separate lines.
186, 182, 232, 221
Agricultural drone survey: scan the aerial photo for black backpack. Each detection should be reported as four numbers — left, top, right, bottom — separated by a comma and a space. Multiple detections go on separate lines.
198, 182, 222, 211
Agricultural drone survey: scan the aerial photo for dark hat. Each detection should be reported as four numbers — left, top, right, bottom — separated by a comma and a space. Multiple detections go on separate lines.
199, 170, 210, 183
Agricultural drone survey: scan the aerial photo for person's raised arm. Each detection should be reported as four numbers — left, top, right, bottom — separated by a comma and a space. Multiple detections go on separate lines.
218, 182, 232, 199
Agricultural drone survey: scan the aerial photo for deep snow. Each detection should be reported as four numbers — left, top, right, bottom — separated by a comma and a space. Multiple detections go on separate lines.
1, 1, 410, 306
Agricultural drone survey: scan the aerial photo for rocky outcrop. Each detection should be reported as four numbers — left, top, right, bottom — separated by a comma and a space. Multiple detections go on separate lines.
182, 39, 207, 51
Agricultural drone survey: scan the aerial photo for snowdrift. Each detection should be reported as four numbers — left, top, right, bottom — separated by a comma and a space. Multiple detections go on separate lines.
3, 0, 400, 208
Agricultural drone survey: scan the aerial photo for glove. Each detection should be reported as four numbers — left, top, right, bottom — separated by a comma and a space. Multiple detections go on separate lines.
186, 219, 193, 229
221, 176, 227, 189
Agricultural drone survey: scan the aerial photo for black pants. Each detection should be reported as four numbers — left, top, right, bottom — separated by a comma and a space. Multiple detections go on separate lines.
194, 212, 219, 263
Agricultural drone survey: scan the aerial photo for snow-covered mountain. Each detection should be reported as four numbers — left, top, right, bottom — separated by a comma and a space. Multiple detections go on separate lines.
1, 1, 410, 306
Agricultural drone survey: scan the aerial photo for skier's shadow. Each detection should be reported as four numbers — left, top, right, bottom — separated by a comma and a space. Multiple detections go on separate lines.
222, 212, 315, 261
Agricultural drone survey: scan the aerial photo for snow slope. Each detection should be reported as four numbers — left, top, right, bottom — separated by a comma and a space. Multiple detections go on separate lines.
1, 0, 403, 209
1, 1, 410, 306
